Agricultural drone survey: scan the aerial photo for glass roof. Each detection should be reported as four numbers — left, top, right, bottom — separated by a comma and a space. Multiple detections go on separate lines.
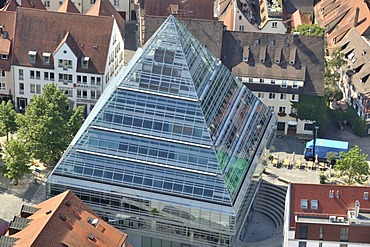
48, 16, 274, 206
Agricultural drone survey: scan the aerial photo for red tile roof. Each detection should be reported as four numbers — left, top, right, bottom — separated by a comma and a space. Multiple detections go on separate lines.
314, 0, 370, 52
12, 7, 115, 74
290, 183, 370, 229
0, 11, 16, 71
144, 0, 215, 20
86, 0, 124, 33
5, 190, 130, 247
57, 0, 80, 14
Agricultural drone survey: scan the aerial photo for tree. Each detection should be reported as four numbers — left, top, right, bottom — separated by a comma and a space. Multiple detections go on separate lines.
325, 151, 338, 166
0, 100, 18, 141
16, 83, 84, 165
324, 68, 343, 102
335, 145, 369, 185
292, 24, 325, 36
0, 138, 31, 185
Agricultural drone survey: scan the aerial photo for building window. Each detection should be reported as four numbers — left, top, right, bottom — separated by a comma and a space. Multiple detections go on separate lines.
91, 77, 95, 85
30, 84, 35, 93
19, 83, 24, 94
292, 81, 299, 88
278, 106, 286, 113
300, 199, 308, 209
0, 55, 8, 60
58, 59, 72, 69
96, 77, 101, 85
44, 0, 50, 7
0, 82, 5, 90
311, 200, 318, 210
299, 225, 308, 239
319, 227, 324, 240
36, 84, 41, 94
50, 72, 54, 81
28, 51, 37, 64
239, 25, 245, 31
364, 192, 369, 200
58, 1, 62, 5
239, 15, 242, 20
91, 90, 96, 99
36, 71, 40, 80
82, 57, 90, 68
281, 80, 287, 88
77, 89, 81, 98
298, 241, 307, 247
83, 89, 88, 98
268, 106, 274, 112
280, 93, 286, 100
259, 78, 264, 83
291, 94, 298, 101
0, 71, 5, 77
44, 72, 49, 80
272, 22, 278, 28
271, 79, 275, 84
277, 122, 285, 131
269, 93, 275, 99
257, 92, 264, 98
65, 89, 72, 97
30, 70, 35, 79
90, 0, 95, 3
43, 52, 51, 64
113, 0, 119, 6
18, 69, 23, 80
304, 123, 313, 131
58, 73, 73, 83
249, 77, 253, 83
340, 228, 349, 242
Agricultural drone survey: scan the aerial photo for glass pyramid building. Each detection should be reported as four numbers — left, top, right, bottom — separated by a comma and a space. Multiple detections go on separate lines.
47, 16, 276, 247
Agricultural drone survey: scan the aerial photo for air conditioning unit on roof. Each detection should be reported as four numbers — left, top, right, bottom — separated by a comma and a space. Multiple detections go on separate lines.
329, 215, 336, 222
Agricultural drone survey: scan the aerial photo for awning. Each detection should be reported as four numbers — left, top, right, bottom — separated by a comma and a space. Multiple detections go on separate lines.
287, 120, 298, 126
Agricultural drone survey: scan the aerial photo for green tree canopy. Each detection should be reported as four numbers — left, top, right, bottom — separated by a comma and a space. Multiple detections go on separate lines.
324, 68, 343, 102
0, 100, 18, 141
0, 138, 31, 185
16, 83, 84, 165
335, 145, 369, 185
292, 24, 325, 36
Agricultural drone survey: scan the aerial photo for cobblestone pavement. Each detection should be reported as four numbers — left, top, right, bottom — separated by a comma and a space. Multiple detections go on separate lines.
0, 170, 48, 222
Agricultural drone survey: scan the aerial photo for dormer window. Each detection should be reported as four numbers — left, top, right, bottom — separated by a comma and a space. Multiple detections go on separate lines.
0, 54, 8, 60
43, 52, 51, 64
28, 51, 37, 64
82, 57, 90, 69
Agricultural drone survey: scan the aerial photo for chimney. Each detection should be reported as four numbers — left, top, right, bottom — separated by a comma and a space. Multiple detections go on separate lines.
354, 7, 360, 27
355, 200, 360, 218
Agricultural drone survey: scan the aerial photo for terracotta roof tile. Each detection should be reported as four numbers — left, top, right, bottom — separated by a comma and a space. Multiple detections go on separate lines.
86, 0, 124, 33
314, 0, 370, 51
289, 183, 370, 229
13, 8, 114, 74
0, 11, 15, 71
57, 0, 80, 13
291, 9, 311, 29
144, 0, 214, 20
5, 190, 129, 246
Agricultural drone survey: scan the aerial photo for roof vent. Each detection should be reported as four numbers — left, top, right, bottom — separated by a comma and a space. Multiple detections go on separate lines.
46, 210, 52, 215
87, 217, 99, 227
3, 31, 8, 39
88, 233, 95, 241
93, 45, 98, 49
337, 217, 345, 222
269, 39, 275, 46
59, 213, 66, 221
66, 200, 71, 206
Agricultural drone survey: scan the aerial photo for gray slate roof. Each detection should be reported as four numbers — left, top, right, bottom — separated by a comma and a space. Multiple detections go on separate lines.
222, 31, 325, 96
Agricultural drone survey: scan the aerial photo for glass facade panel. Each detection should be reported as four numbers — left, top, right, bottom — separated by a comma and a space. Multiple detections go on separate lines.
47, 16, 276, 247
